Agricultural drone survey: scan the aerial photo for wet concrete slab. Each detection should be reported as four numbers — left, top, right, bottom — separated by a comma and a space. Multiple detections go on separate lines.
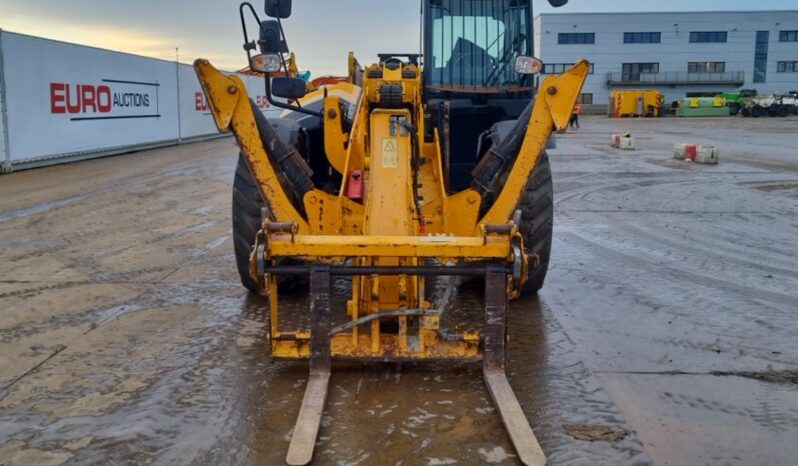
0, 116, 796, 465
601, 373, 798, 466
545, 116, 798, 465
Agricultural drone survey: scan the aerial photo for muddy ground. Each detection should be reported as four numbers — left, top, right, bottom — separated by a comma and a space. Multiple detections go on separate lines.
1, 116, 797, 465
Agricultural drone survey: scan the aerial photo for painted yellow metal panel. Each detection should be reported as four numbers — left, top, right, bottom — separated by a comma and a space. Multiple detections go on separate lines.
479, 60, 590, 229
194, 60, 314, 233
267, 235, 511, 259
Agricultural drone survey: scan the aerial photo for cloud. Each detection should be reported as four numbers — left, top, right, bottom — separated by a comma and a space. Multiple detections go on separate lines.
1, 15, 178, 60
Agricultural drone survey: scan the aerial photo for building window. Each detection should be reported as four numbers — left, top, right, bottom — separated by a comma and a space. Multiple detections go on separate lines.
688, 62, 726, 73
542, 63, 594, 74
780, 31, 798, 42
622, 62, 659, 81
624, 32, 661, 44
558, 33, 595, 44
754, 31, 769, 83
777, 61, 798, 73
577, 93, 593, 105
690, 31, 727, 43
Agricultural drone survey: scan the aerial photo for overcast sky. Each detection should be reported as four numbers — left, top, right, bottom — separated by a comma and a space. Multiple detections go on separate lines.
1, 1, 795, 75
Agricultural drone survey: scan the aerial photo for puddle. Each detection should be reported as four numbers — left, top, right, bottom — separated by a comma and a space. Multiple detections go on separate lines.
564, 424, 629, 442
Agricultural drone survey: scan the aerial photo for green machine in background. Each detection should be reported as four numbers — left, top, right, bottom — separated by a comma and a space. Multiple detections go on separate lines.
676, 97, 731, 117
717, 89, 757, 115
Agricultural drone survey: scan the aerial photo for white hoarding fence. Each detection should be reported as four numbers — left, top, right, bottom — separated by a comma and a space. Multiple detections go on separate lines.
0, 30, 283, 171
178, 63, 220, 140
0, 31, 10, 171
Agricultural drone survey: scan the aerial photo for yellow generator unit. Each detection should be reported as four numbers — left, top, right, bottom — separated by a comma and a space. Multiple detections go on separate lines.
609, 89, 664, 117
195, 0, 588, 464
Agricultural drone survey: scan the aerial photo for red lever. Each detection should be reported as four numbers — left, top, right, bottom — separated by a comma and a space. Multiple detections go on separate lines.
346, 170, 364, 201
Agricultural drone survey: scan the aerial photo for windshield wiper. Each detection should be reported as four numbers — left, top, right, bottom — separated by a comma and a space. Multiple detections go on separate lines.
484, 32, 526, 87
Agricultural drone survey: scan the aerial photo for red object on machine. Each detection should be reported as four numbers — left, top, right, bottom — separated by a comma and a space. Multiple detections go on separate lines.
346, 170, 364, 200
684, 144, 697, 161
311, 75, 349, 88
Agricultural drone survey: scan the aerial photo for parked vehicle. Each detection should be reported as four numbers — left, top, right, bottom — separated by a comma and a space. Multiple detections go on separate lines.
717, 89, 757, 116
742, 94, 798, 117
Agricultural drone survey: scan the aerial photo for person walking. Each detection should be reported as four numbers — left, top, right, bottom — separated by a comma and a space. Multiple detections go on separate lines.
570, 102, 581, 129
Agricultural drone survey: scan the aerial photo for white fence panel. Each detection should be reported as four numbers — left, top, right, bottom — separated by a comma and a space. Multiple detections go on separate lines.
178, 68, 284, 139
0, 32, 8, 171
0, 30, 298, 171
2, 32, 184, 164
178, 63, 220, 139
242, 74, 285, 120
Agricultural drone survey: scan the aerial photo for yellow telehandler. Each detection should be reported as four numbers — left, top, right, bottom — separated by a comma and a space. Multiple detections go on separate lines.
195, 0, 588, 464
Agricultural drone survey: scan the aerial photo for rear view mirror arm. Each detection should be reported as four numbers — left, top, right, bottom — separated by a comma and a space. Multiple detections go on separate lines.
239, 2, 262, 71
275, 16, 290, 76
239, 2, 318, 118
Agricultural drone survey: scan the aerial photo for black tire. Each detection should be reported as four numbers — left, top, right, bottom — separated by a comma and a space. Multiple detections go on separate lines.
751, 105, 765, 118
741, 107, 751, 117
728, 103, 740, 116
778, 106, 790, 117
233, 155, 262, 292
519, 153, 553, 294
232, 154, 309, 294
233, 155, 266, 293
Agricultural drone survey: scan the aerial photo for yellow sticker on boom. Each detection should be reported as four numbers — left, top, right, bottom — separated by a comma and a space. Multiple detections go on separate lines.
382, 138, 398, 168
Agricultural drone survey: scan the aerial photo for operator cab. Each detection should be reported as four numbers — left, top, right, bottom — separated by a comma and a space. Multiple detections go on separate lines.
424, 0, 540, 189
424, 0, 535, 96
239, 0, 567, 192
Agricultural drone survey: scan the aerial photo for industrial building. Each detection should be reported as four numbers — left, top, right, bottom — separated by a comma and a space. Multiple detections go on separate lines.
534, 10, 798, 108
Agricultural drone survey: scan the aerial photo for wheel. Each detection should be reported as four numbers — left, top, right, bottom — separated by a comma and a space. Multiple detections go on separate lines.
741, 107, 751, 117
518, 153, 553, 294
778, 106, 790, 117
751, 105, 765, 118
728, 103, 740, 116
233, 155, 262, 292
768, 106, 779, 117
232, 154, 307, 293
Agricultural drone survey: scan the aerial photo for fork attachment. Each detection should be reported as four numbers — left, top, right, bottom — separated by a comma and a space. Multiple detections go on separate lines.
484, 266, 546, 466
286, 267, 332, 466
282, 263, 545, 466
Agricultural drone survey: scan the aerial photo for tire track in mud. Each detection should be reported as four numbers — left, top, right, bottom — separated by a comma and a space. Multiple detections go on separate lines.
551, 231, 798, 369
0, 166, 207, 224
507, 297, 651, 465
586, 212, 798, 279
557, 230, 797, 308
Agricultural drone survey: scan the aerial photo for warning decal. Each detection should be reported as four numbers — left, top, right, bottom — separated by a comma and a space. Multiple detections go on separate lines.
382, 138, 398, 168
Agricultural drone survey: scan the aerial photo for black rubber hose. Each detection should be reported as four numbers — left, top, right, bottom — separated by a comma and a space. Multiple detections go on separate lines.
470, 100, 534, 215
248, 100, 314, 216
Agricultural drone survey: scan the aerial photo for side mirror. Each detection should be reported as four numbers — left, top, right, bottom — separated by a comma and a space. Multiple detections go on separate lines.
272, 77, 306, 99
548, 0, 569, 7
259, 20, 288, 54
265, 0, 292, 19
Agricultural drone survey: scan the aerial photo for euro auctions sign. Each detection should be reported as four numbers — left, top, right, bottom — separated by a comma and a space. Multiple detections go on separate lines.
1, 32, 180, 163
49, 80, 160, 120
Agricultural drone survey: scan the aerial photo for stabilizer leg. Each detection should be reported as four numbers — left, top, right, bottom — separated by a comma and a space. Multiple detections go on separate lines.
286, 267, 332, 466
483, 266, 547, 466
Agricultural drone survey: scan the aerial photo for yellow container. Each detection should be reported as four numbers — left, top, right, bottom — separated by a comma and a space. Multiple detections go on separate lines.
609, 90, 664, 117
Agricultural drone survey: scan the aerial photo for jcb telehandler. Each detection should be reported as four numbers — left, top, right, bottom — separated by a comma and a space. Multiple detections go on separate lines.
194, 0, 588, 464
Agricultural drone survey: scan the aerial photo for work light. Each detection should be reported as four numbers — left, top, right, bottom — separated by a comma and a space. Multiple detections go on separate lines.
515, 56, 543, 75
251, 54, 282, 73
